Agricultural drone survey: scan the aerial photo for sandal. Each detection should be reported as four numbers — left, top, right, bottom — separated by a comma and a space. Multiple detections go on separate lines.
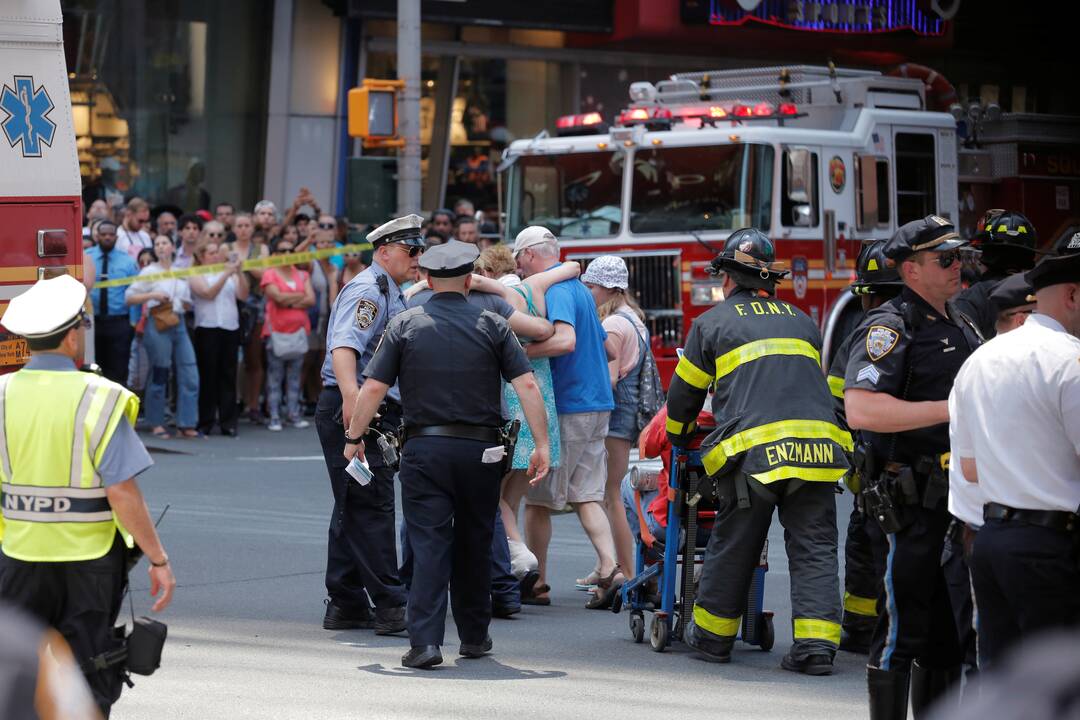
521, 581, 551, 606
575, 569, 601, 591
585, 567, 626, 610
150, 427, 172, 440
179, 428, 205, 439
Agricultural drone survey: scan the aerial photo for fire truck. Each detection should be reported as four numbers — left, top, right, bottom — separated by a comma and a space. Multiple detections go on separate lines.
498, 65, 1079, 382
0, 0, 84, 372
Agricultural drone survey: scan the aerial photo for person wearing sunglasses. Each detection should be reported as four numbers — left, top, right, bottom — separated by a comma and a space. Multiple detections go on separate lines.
842, 215, 983, 720
314, 213, 425, 636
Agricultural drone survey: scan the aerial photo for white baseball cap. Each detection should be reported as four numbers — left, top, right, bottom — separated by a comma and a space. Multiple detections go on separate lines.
2, 274, 88, 338
512, 226, 557, 258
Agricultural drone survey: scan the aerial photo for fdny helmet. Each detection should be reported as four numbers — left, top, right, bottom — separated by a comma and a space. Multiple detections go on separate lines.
971, 209, 1038, 272
708, 228, 789, 292
852, 239, 902, 295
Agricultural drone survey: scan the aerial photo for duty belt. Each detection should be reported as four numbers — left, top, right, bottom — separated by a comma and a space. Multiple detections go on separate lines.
404, 424, 502, 444
983, 502, 1078, 533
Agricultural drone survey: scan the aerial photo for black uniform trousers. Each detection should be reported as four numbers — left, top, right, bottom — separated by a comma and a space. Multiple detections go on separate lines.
941, 523, 978, 674
970, 518, 1080, 668
695, 476, 841, 658
0, 535, 127, 717
193, 327, 240, 433
868, 503, 963, 673
843, 500, 886, 632
94, 316, 133, 387
399, 436, 503, 647
315, 386, 406, 611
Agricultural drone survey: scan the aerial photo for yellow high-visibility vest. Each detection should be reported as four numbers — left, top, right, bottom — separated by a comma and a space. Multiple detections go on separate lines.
0, 369, 138, 562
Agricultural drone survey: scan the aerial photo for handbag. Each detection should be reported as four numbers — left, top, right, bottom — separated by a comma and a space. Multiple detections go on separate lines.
270, 328, 308, 360
149, 302, 180, 331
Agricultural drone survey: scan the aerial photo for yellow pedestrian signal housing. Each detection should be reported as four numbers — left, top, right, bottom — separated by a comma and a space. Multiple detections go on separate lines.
348, 79, 405, 148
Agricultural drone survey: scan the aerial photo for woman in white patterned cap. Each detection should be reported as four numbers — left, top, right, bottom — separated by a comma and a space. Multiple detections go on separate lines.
580, 255, 650, 596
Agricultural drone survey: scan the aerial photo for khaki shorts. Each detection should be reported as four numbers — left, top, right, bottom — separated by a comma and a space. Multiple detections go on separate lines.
526, 411, 610, 510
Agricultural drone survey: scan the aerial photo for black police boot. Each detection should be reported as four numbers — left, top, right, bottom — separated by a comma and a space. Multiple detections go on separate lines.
840, 613, 876, 654
910, 661, 961, 719
459, 635, 494, 658
492, 601, 521, 619
402, 645, 443, 669
867, 666, 910, 720
323, 599, 374, 630
682, 615, 733, 663
781, 652, 834, 676
374, 606, 407, 635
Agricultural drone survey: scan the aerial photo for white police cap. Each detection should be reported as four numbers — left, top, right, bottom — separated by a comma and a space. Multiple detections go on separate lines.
369, 213, 426, 248
2, 274, 88, 339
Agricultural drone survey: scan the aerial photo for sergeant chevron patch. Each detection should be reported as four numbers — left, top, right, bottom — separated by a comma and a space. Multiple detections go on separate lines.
856, 365, 881, 385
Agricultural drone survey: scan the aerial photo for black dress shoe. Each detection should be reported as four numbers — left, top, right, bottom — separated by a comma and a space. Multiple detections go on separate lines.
374, 606, 407, 635
492, 601, 521, 619
323, 599, 374, 630
402, 645, 442, 669
221, 427, 237, 437
459, 636, 493, 658
781, 652, 834, 676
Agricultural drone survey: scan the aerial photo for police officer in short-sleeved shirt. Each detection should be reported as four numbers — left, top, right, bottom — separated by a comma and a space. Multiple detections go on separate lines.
842, 215, 981, 720
314, 214, 424, 635
344, 241, 550, 669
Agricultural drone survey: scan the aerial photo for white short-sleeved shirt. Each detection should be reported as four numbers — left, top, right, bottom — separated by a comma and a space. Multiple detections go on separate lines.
116, 226, 152, 257
125, 263, 192, 314
946, 398, 984, 527
950, 312, 1080, 513
193, 272, 240, 330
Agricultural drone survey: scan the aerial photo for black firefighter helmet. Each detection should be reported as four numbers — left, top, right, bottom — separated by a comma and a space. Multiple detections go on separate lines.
852, 238, 903, 295
971, 209, 1038, 273
708, 228, 789, 292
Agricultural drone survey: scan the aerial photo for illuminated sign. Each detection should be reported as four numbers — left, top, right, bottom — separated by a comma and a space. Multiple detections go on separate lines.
708, 0, 949, 35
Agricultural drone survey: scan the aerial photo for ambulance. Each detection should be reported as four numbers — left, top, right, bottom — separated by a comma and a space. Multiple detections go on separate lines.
0, 0, 84, 372
498, 64, 1077, 383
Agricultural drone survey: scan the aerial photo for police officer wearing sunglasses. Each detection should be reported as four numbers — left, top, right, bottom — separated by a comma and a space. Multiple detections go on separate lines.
315, 213, 425, 636
841, 215, 983, 720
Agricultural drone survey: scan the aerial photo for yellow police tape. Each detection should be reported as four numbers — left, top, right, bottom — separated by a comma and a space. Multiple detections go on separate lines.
92, 242, 373, 289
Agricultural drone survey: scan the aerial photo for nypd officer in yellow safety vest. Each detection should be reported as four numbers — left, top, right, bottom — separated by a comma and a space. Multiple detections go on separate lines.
0, 274, 175, 717
667, 228, 851, 675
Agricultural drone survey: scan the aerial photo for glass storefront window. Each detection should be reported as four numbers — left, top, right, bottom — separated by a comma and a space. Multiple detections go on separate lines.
63, 1, 271, 214
629, 144, 774, 234
506, 151, 623, 238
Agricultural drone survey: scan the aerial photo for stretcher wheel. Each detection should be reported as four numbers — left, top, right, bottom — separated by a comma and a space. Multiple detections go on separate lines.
650, 615, 669, 652
760, 615, 775, 651
611, 588, 624, 614
629, 611, 645, 643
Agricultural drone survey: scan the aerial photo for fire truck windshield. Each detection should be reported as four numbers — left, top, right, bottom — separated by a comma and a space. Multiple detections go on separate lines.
629, 143, 774, 234
506, 151, 623, 239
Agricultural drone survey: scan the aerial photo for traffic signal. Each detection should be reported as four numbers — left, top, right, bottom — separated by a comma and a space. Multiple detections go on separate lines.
348, 79, 405, 147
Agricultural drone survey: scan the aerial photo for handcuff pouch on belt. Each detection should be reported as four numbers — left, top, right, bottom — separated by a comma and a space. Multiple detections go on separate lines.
500, 419, 521, 475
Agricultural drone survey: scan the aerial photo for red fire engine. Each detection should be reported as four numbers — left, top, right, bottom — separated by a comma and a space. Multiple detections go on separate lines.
0, 0, 84, 372
498, 65, 1079, 383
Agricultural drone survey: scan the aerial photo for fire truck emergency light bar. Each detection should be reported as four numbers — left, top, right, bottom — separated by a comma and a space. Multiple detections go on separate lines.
555, 112, 608, 136
555, 102, 800, 136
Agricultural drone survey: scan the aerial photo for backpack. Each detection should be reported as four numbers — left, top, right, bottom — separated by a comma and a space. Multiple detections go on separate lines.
616, 309, 665, 433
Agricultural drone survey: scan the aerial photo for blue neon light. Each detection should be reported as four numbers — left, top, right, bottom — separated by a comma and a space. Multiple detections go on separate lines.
708, 0, 946, 36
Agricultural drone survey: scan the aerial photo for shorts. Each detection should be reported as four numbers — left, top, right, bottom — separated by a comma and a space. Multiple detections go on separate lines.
607, 400, 638, 441
526, 411, 610, 510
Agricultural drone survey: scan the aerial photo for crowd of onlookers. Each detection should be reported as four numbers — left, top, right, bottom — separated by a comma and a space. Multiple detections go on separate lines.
81, 189, 500, 439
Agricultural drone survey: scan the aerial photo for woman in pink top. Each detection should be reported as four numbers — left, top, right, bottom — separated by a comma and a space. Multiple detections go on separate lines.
261, 236, 315, 431
581, 255, 650, 590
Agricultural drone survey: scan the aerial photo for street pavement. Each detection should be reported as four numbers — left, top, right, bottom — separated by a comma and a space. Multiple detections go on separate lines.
113, 423, 868, 720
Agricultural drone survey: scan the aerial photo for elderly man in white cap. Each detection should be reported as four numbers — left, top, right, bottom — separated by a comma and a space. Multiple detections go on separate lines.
512, 226, 619, 607
0, 275, 174, 716
315, 213, 424, 635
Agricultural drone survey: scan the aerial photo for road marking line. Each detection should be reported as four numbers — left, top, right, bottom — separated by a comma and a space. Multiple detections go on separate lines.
235, 455, 325, 461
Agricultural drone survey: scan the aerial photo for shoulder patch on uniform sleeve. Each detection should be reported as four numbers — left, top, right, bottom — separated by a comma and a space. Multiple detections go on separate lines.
355, 299, 379, 329
866, 325, 900, 362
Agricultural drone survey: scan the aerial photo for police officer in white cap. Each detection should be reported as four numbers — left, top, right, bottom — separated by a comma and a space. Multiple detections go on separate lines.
0, 275, 175, 716
315, 213, 425, 635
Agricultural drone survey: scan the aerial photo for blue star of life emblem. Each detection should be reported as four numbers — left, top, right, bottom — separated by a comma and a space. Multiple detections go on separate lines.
0, 75, 57, 158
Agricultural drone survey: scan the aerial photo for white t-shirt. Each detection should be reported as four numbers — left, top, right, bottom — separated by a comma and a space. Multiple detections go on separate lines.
125, 263, 191, 314
115, 226, 152, 257
946, 414, 984, 527
192, 272, 240, 331
950, 312, 1080, 513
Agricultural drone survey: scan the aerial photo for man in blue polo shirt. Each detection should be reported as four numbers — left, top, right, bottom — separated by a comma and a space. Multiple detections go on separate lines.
85, 220, 139, 385
514, 226, 618, 606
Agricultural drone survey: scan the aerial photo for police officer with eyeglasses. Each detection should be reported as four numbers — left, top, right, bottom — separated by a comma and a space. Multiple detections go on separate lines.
315, 214, 425, 635
843, 215, 982, 720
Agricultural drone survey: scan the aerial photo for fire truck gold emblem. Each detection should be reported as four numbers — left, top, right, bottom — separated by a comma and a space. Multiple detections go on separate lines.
828, 156, 846, 193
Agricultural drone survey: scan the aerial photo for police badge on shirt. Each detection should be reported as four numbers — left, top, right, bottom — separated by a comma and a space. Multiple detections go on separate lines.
355, 299, 379, 329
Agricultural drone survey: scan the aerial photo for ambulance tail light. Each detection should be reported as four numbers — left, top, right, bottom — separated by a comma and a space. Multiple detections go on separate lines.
555, 112, 608, 136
